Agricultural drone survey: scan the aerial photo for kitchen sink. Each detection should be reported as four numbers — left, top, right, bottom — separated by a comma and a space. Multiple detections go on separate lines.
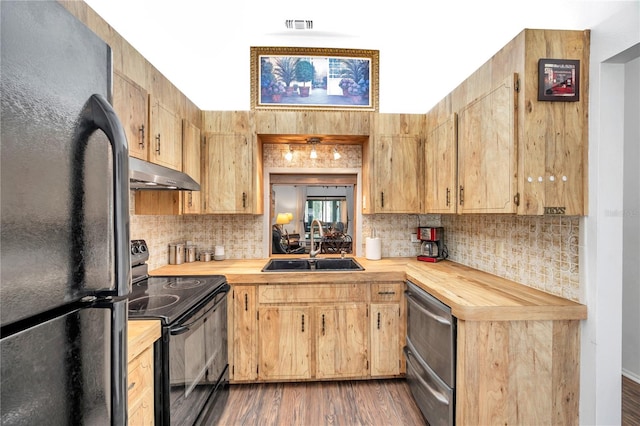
262, 257, 364, 272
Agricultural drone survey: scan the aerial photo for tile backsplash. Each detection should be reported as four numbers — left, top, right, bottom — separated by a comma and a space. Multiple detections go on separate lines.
441, 214, 580, 301
131, 195, 580, 301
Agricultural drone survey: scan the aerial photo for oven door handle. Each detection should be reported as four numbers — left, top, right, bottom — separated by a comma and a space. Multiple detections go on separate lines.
169, 290, 228, 336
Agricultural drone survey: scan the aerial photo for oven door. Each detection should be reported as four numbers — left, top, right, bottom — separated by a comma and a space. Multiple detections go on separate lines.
165, 284, 228, 425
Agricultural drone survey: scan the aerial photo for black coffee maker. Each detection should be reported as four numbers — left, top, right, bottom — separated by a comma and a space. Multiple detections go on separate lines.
417, 227, 446, 262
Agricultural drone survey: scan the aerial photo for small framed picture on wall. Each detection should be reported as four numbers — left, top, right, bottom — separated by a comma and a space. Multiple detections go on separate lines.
538, 58, 580, 101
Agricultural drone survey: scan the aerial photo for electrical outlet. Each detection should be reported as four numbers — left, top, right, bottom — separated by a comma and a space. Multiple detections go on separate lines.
410, 233, 419, 243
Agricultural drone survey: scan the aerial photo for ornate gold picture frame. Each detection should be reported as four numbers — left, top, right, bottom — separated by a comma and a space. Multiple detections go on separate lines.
250, 46, 379, 111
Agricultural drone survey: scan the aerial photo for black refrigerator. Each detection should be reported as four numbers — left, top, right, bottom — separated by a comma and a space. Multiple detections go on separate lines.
1, 2, 130, 424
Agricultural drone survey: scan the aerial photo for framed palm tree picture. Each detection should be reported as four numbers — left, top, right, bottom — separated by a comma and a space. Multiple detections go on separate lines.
250, 47, 379, 111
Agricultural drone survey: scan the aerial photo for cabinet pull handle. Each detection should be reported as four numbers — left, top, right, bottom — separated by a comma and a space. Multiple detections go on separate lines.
138, 124, 145, 149
321, 314, 325, 336
244, 293, 248, 311
381, 192, 384, 208
242, 192, 247, 208
377, 312, 381, 329
446, 187, 450, 206
188, 191, 193, 207
155, 134, 161, 154
459, 185, 464, 206
301, 314, 305, 332
377, 291, 396, 295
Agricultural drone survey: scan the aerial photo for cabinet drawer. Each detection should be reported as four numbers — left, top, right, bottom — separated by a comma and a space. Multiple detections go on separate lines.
371, 282, 403, 302
259, 284, 366, 304
127, 346, 154, 407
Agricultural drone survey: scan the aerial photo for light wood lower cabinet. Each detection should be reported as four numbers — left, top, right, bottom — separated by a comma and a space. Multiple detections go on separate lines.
259, 305, 312, 380
127, 346, 154, 426
230, 285, 258, 381
127, 320, 161, 425
228, 282, 405, 383
456, 319, 581, 424
316, 304, 368, 379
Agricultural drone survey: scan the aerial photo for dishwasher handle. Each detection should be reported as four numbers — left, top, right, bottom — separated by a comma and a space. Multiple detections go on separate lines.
405, 288, 452, 326
405, 347, 450, 405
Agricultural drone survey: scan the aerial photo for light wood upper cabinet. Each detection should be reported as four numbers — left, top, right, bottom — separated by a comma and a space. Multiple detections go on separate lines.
369, 134, 422, 213
203, 133, 254, 214
424, 113, 457, 213
425, 29, 589, 215
182, 119, 201, 214
316, 304, 368, 379
148, 95, 182, 171
258, 305, 312, 381
457, 74, 518, 214
113, 71, 148, 160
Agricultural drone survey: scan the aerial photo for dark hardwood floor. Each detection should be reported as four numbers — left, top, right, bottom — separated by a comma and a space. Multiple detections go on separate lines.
215, 379, 427, 426
211, 375, 639, 425
623, 375, 640, 426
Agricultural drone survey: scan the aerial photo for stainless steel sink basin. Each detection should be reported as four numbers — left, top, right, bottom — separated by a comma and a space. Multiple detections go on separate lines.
262, 257, 364, 272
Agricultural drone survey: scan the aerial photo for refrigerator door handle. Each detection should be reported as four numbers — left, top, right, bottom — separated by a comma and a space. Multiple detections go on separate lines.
73, 94, 130, 298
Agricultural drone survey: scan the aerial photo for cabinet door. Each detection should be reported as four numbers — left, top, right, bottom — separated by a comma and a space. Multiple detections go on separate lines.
370, 303, 401, 376
149, 96, 182, 171
231, 286, 257, 381
371, 135, 421, 213
425, 113, 457, 213
457, 74, 518, 213
127, 346, 154, 426
113, 71, 148, 161
316, 304, 368, 379
258, 306, 311, 380
203, 133, 253, 213
182, 119, 201, 214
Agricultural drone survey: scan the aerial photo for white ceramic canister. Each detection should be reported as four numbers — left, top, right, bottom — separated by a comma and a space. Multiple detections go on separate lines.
214, 245, 225, 261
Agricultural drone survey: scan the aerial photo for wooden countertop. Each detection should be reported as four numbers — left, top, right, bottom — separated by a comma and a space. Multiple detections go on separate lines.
127, 319, 161, 363
151, 257, 587, 322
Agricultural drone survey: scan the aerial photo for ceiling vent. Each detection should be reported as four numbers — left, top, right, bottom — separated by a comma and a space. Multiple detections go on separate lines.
285, 20, 313, 30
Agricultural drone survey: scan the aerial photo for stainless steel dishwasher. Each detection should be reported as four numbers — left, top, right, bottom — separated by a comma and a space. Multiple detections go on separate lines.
404, 280, 456, 426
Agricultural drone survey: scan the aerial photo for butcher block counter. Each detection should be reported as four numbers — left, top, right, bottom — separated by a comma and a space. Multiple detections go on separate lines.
151, 257, 586, 321
152, 257, 586, 424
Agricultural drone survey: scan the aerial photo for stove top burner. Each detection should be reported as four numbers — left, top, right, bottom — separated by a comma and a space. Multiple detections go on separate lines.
161, 278, 205, 290
129, 294, 180, 313
128, 274, 227, 324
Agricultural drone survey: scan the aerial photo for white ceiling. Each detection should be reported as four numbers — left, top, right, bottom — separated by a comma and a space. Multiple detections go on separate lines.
83, 0, 632, 113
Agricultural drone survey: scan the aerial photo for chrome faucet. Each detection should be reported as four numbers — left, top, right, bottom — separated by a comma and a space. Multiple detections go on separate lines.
309, 219, 323, 258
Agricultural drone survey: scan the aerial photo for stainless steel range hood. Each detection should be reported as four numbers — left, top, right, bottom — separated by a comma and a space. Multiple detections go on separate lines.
129, 157, 200, 191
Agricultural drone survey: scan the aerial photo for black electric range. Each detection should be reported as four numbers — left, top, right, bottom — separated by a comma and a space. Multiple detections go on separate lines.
128, 239, 227, 324
128, 240, 230, 426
